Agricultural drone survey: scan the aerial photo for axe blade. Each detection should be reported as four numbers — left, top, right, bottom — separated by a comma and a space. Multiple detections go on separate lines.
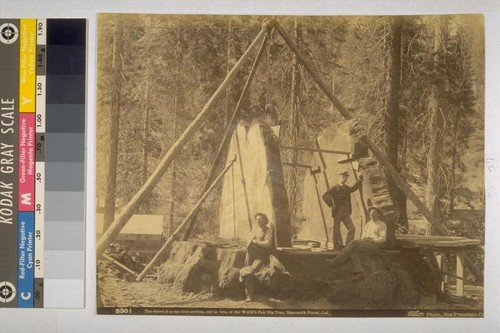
310, 165, 321, 175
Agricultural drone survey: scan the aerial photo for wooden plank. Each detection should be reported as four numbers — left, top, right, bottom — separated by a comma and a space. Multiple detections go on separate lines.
398, 240, 481, 247
397, 235, 467, 241
398, 239, 480, 245
96, 25, 269, 258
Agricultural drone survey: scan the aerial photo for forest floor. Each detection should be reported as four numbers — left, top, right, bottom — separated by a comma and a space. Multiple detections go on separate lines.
98, 212, 484, 312
98, 275, 483, 311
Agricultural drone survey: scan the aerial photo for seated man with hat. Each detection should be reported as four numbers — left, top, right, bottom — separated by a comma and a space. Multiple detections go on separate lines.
239, 212, 275, 302
327, 205, 387, 281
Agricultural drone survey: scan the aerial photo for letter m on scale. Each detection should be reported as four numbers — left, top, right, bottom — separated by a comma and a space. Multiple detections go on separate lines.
21, 192, 32, 206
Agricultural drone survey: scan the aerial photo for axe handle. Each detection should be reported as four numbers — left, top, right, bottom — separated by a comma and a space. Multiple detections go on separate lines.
315, 140, 330, 189
310, 168, 330, 244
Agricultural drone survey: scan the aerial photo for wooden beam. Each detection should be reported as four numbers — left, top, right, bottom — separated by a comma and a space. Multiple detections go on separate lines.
96, 25, 269, 258
315, 140, 331, 190
309, 169, 330, 244
282, 162, 313, 169
182, 33, 270, 240
274, 21, 484, 283
102, 254, 138, 276
280, 145, 351, 155
348, 155, 369, 224
136, 159, 236, 281
234, 130, 253, 231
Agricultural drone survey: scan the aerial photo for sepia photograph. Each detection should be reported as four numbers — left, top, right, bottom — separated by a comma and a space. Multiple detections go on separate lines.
95, 14, 484, 317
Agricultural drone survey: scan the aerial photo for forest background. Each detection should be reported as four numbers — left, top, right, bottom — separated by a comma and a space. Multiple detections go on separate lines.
96, 15, 484, 252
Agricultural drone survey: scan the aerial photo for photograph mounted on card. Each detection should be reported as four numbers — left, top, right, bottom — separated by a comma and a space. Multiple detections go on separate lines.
95, 14, 484, 317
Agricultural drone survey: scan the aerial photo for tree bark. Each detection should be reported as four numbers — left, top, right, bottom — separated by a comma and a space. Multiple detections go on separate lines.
225, 20, 233, 127
426, 19, 446, 234
384, 16, 408, 228
289, 18, 302, 225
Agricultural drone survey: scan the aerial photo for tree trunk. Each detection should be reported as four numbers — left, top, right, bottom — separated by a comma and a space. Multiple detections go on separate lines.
103, 22, 124, 231
225, 20, 233, 127
449, 119, 460, 213
384, 16, 408, 229
426, 19, 446, 234
288, 18, 302, 225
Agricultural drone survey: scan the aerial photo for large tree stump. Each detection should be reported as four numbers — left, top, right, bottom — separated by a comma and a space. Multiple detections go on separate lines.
158, 241, 439, 307
157, 242, 219, 293
215, 248, 293, 298
275, 249, 435, 306
216, 248, 247, 298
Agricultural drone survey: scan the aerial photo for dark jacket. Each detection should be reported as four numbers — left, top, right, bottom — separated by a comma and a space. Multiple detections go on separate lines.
322, 180, 362, 216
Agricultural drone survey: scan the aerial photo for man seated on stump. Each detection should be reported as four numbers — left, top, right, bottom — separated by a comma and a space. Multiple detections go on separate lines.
239, 212, 275, 302
327, 205, 387, 281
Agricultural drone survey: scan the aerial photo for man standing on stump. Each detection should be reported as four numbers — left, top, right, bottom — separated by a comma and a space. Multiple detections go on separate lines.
322, 171, 363, 251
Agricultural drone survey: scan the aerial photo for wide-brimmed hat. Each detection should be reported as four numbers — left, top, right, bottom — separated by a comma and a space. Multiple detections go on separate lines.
254, 212, 269, 224
368, 205, 383, 216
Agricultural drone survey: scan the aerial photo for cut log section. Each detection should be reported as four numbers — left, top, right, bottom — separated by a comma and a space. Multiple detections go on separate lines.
219, 120, 292, 247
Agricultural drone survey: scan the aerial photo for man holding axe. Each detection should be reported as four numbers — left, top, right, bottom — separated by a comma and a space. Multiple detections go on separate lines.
322, 171, 363, 251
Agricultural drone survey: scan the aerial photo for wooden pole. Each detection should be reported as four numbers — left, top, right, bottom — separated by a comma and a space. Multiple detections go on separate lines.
274, 21, 484, 282
282, 161, 329, 244
315, 141, 331, 190
310, 168, 330, 244
97, 25, 269, 258
347, 154, 369, 224
136, 159, 236, 281
182, 33, 270, 240
280, 145, 351, 155
102, 254, 138, 276
235, 130, 253, 231
283, 162, 313, 169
